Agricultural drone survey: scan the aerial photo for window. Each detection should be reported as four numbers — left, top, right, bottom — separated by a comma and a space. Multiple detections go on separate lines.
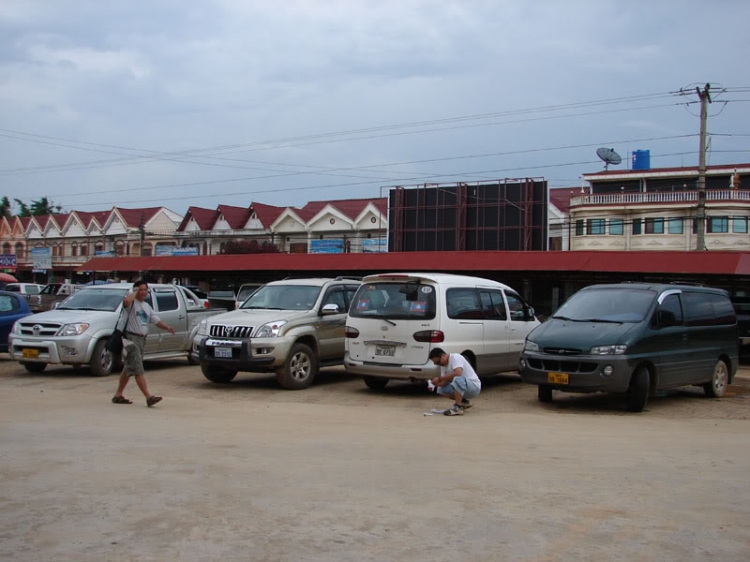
14, 243, 24, 258
609, 219, 623, 235
505, 293, 527, 321
480, 291, 507, 320
645, 218, 664, 234
708, 217, 729, 233
446, 288, 483, 320
349, 283, 436, 320
322, 288, 346, 312
683, 292, 736, 326
0, 295, 21, 314
80, 245, 88, 256
71, 244, 78, 257
659, 294, 683, 325
575, 220, 584, 236
733, 217, 748, 233
587, 219, 605, 235
155, 290, 179, 312
668, 218, 683, 234
344, 286, 359, 311
632, 218, 642, 235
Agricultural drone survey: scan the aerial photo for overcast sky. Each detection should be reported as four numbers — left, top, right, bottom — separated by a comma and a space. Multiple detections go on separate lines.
1, 0, 748, 216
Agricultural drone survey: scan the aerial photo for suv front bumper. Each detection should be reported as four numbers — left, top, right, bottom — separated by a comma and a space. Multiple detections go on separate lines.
195, 336, 291, 372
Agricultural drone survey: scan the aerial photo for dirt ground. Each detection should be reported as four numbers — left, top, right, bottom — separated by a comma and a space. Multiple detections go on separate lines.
1, 357, 749, 561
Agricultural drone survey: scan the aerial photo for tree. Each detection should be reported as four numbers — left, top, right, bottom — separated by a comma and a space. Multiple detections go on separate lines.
0, 196, 11, 220
221, 240, 280, 255
29, 197, 61, 216
14, 199, 30, 217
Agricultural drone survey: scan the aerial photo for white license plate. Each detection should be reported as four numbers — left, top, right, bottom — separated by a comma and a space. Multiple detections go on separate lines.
375, 345, 395, 357
214, 347, 232, 358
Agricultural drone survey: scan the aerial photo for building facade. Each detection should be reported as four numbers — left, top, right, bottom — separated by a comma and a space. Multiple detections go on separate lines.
569, 164, 750, 251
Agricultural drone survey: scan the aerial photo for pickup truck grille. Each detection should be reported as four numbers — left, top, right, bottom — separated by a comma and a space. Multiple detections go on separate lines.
19, 322, 63, 337
209, 324, 253, 338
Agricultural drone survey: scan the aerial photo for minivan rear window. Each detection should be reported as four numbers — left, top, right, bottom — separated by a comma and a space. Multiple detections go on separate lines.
350, 283, 436, 320
553, 288, 655, 323
683, 292, 736, 326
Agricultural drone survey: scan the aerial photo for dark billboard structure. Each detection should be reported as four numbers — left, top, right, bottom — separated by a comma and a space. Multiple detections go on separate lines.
388, 179, 548, 252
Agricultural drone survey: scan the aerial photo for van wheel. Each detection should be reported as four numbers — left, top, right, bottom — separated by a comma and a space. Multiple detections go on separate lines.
364, 376, 389, 390
627, 366, 650, 412
90, 339, 115, 376
201, 364, 237, 383
277, 343, 317, 390
704, 359, 728, 398
21, 361, 47, 373
538, 385, 553, 403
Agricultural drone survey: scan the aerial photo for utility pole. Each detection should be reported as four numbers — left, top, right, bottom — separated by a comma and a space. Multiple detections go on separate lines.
138, 214, 146, 257
695, 83, 711, 251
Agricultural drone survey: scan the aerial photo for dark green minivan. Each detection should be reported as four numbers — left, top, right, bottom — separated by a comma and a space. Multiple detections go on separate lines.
519, 284, 738, 412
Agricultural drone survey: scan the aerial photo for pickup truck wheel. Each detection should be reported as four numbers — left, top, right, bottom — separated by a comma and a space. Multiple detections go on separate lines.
538, 385, 553, 403
627, 366, 650, 412
90, 339, 115, 377
704, 359, 728, 398
363, 376, 389, 390
21, 361, 47, 373
277, 343, 317, 390
201, 364, 237, 383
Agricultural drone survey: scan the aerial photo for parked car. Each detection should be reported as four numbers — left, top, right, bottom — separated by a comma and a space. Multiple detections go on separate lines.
0, 291, 33, 352
8, 283, 227, 376
4, 283, 44, 312
519, 283, 739, 412
178, 286, 210, 308
207, 289, 238, 311
235, 283, 263, 309
36, 283, 85, 313
194, 277, 361, 389
344, 273, 540, 389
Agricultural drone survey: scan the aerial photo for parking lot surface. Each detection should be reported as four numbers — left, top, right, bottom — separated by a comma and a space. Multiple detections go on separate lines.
1, 357, 749, 561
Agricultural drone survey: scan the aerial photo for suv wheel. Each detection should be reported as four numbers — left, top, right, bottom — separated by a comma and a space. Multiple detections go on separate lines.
277, 343, 317, 390
21, 361, 47, 373
364, 376, 389, 390
201, 364, 237, 383
704, 359, 728, 398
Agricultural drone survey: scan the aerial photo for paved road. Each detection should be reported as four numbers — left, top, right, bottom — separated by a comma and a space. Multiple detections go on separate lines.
1, 358, 749, 561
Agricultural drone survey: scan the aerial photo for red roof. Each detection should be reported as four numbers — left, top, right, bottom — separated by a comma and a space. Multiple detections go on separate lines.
75, 211, 109, 229
548, 189, 584, 214
217, 205, 251, 230
177, 207, 219, 231
51, 213, 69, 228
250, 202, 285, 228
77, 250, 750, 276
585, 163, 750, 178
300, 197, 387, 222
18, 217, 31, 229
115, 207, 162, 228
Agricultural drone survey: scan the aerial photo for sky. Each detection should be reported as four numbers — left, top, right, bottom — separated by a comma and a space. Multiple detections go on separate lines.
1, 0, 749, 216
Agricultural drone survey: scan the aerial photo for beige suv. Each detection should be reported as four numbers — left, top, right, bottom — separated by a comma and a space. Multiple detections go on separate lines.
194, 277, 361, 389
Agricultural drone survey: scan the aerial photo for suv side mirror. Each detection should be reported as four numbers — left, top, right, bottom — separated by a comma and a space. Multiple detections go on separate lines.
321, 303, 340, 316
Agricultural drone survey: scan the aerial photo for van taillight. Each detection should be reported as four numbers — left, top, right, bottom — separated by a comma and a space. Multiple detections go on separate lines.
204, 301, 209, 308
413, 330, 444, 343
345, 326, 360, 338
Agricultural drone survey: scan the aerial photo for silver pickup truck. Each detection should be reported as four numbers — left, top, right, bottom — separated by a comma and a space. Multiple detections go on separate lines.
8, 283, 226, 376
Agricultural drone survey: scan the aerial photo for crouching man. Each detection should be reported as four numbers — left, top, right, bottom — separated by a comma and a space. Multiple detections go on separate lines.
429, 348, 481, 416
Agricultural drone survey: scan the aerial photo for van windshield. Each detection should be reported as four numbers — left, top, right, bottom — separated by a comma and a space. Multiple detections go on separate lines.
57, 288, 129, 311
241, 285, 321, 311
350, 282, 436, 320
553, 288, 655, 323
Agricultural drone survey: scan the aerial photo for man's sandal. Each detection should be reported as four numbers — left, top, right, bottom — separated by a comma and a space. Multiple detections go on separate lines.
112, 396, 132, 404
147, 396, 163, 407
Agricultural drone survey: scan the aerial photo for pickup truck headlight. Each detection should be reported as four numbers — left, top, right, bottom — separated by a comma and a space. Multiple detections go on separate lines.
197, 320, 207, 336
58, 323, 90, 336
590, 345, 627, 355
254, 320, 287, 338
12, 321, 22, 335
524, 340, 539, 352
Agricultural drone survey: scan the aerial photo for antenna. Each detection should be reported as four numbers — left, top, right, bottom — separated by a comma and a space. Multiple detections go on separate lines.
596, 147, 622, 171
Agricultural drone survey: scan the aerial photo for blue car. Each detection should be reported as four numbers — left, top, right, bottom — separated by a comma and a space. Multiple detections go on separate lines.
0, 290, 33, 352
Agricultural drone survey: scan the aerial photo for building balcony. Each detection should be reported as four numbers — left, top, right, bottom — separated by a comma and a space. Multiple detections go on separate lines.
570, 190, 750, 208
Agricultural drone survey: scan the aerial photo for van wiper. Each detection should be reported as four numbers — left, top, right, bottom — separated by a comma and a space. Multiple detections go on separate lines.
577, 318, 623, 324
552, 315, 571, 321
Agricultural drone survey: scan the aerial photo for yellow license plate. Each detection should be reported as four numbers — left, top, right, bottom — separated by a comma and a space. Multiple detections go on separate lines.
548, 372, 569, 385
22, 349, 39, 359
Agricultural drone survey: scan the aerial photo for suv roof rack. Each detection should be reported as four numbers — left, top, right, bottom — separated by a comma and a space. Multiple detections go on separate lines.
334, 276, 363, 281
669, 281, 704, 287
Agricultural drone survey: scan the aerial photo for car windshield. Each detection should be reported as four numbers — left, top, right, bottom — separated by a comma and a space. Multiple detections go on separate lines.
349, 282, 437, 320
241, 285, 321, 311
553, 288, 656, 323
57, 288, 128, 311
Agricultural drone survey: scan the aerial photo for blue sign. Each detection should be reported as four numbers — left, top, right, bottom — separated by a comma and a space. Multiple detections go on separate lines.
171, 248, 199, 256
0, 254, 17, 269
362, 238, 387, 253
95, 250, 115, 257
31, 248, 52, 269
310, 239, 344, 254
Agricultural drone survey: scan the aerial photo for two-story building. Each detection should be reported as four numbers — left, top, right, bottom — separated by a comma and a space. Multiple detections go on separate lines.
568, 163, 750, 251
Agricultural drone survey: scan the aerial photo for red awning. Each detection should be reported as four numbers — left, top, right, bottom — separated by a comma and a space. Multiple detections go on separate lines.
77, 251, 750, 276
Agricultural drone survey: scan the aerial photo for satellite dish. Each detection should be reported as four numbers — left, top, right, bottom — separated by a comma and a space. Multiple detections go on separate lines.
596, 147, 622, 170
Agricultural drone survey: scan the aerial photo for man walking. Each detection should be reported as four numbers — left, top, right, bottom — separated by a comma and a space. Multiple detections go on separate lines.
112, 280, 175, 407
429, 348, 481, 416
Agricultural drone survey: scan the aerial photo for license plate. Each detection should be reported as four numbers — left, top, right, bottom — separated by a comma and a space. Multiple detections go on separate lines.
214, 347, 232, 358
375, 345, 395, 357
548, 372, 569, 385
22, 349, 39, 359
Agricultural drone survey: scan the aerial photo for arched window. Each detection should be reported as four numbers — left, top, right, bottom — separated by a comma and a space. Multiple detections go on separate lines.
80, 244, 88, 256
95, 243, 104, 254
71, 243, 78, 257
14, 243, 23, 259
52, 246, 58, 257
2, 243, 10, 254
142, 243, 152, 257
115, 241, 125, 256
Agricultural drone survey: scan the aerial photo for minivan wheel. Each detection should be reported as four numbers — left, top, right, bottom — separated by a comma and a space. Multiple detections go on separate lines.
21, 361, 47, 373
627, 366, 650, 412
201, 364, 237, 383
363, 376, 389, 390
277, 343, 318, 390
704, 359, 728, 398
538, 385, 553, 403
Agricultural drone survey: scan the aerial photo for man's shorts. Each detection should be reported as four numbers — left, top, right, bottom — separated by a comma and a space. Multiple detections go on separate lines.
436, 375, 481, 399
123, 333, 146, 376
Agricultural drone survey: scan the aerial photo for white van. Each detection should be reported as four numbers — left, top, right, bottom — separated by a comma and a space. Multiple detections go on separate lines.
344, 273, 540, 389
